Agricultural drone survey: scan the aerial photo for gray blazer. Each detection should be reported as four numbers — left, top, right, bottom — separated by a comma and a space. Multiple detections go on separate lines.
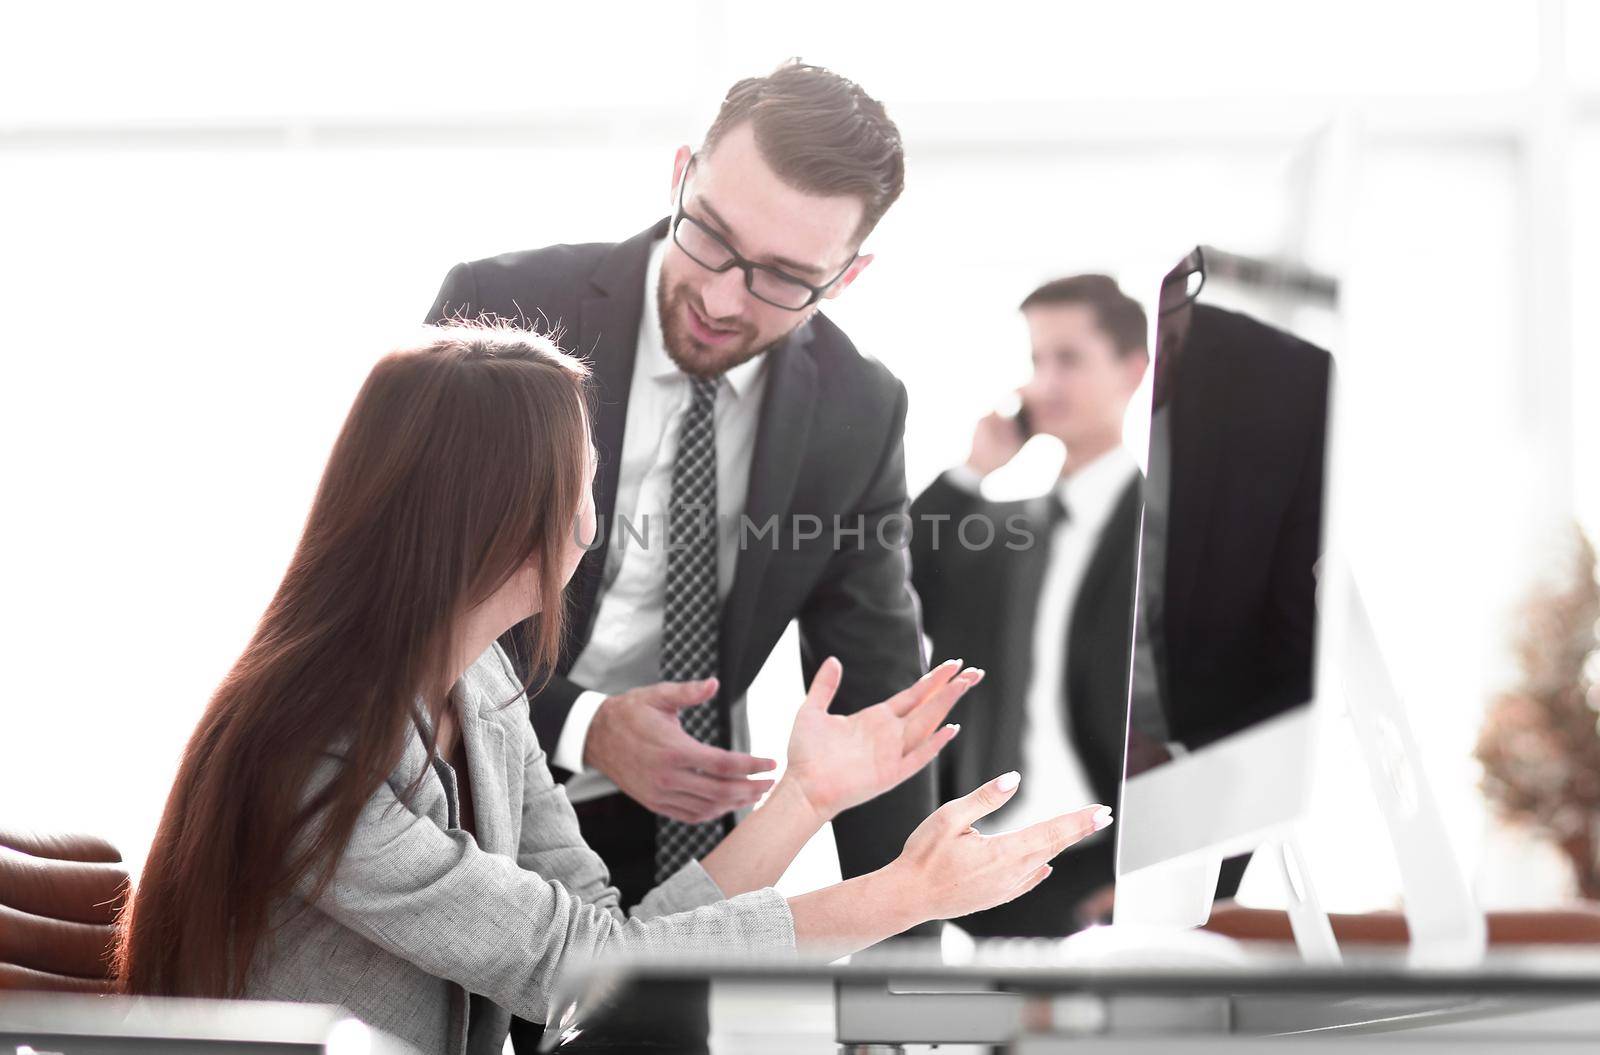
243, 643, 795, 1055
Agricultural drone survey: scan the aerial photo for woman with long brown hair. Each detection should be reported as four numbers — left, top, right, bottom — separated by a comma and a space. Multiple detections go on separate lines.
116, 325, 1109, 1054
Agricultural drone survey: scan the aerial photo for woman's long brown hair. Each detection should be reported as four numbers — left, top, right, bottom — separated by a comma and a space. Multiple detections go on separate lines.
115, 325, 591, 997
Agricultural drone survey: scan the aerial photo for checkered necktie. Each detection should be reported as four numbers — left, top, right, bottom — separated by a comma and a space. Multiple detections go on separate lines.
655, 375, 725, 880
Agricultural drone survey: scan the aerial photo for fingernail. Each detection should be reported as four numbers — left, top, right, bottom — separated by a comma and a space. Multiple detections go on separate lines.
1091, 806, 1114, 831
996, 771, 1021, 793
946, 723, 961, 736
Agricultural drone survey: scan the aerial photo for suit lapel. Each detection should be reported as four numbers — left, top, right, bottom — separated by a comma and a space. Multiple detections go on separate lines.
566, 221, 666, 654
1065, 476, 1143, 800
987, 499, 1052, 776
1068, 477, 1144, 661
718, 325, 818, 691
1066, 477, 1143, 706
456, 663, 514, 859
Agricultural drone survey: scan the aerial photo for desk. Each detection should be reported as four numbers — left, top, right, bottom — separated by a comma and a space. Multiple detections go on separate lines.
0, 993, 416, 1054
556, 947, 1600, 1053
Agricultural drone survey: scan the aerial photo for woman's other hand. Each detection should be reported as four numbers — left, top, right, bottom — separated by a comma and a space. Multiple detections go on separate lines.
888, 772, 1112, 923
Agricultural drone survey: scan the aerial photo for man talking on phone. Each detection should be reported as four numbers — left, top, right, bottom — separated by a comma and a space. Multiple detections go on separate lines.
909, 275, 1147, 936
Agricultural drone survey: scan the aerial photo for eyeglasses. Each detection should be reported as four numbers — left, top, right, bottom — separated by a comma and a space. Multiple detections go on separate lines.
671, 156, 856, 311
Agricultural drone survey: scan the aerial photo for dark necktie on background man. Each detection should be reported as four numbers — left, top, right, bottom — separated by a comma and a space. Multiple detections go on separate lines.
1003, 492, 1071, 661
1045, 491, 1070, 535
656, 375, 724, 880
1004, 490, 1071, 653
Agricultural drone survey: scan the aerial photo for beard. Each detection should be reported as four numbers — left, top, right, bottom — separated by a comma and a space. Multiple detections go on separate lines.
657, 273, 809, 378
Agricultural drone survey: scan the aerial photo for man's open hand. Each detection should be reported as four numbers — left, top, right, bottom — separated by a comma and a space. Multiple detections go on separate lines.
585, 678, 777, 823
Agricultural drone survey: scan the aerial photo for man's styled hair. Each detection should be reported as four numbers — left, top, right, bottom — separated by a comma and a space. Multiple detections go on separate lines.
1020, 274, 1149, 358
703, 59, 905, 243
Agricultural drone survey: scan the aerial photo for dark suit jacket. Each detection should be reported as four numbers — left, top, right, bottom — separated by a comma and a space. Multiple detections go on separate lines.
908, 472, 1142, 814
424, 219, 931, 903
1159, 303, 1332, 750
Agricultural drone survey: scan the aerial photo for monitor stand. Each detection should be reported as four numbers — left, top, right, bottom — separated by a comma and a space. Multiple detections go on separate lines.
1267, 833, 1341, 965
1108, 567, 1485, 969
1334, 570, 1488, 968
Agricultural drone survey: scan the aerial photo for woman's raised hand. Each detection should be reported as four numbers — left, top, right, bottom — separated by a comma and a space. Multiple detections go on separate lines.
782, 657, 982, 822
886, 772, 1112, 923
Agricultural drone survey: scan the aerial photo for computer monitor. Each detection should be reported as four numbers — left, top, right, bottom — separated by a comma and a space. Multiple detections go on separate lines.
1114, 245, 1333, 930
1113, 246, 1485, 967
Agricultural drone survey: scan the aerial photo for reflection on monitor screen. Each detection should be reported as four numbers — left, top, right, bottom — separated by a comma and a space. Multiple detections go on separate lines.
1125, 247, 1334, 779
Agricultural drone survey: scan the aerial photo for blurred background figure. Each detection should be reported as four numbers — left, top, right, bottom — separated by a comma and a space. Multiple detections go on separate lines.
909, 275, 1147, 936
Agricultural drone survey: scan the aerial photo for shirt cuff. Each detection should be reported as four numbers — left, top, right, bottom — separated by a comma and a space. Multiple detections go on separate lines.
552, 689, 608, 774
943, 465, 984, 494
633, 859, 732, 920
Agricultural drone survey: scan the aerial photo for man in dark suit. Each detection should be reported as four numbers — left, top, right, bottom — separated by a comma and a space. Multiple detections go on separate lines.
425, 63, 930, 1044
910, 275, 1148, 937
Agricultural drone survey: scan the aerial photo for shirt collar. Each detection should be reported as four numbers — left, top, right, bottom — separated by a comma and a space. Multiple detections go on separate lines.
638, 237, 768, 400
1055, 445, 1138, 528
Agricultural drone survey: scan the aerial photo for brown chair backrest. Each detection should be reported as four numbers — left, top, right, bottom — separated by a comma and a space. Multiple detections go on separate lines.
0, 828, 129, 993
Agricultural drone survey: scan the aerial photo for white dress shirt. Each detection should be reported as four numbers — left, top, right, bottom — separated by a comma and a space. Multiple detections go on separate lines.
555, 237, 771, 803
952, 446, 1139, 832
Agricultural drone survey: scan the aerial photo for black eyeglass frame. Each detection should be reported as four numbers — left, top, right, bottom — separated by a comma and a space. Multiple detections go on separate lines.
670, 155, 858, 312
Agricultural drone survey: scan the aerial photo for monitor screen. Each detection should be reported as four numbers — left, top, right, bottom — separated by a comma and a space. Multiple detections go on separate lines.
1124, 247, 1335, 780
